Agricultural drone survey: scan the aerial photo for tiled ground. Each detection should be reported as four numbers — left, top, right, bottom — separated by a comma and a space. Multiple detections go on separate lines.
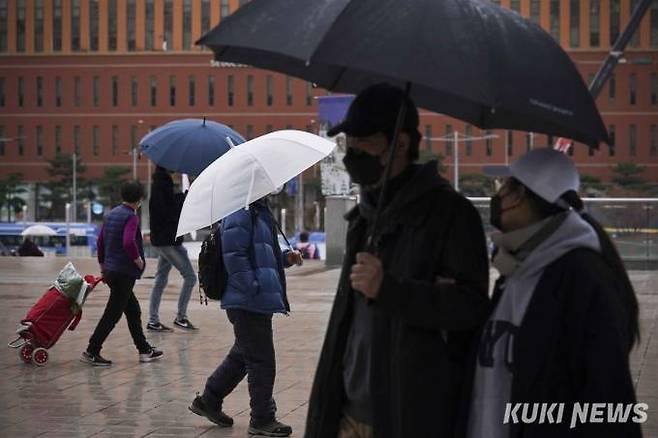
0, 257, 656, 437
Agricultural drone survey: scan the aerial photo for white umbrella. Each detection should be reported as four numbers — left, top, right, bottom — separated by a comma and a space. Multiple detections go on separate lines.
21, 224, 57, 236
176, 130, 335, 237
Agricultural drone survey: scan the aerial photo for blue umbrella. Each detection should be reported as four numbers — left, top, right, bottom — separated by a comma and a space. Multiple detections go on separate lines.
139, 118, 246, 176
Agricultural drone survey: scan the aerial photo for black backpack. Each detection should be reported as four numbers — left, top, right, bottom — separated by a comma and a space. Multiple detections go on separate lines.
198, 223, 226, 304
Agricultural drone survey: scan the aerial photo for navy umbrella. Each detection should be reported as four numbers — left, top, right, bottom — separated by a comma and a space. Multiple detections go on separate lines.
198, 0, 608, 148
139, 118, 246, 176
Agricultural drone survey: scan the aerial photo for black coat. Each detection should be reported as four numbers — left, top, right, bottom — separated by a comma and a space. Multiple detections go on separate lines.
304, 162, 490, 438
456, 248, 642, 438
149, 169, 186, 247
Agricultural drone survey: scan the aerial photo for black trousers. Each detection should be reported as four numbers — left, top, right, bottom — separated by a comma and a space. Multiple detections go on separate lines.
87, 270, 151, 355
203, 309, 277, 424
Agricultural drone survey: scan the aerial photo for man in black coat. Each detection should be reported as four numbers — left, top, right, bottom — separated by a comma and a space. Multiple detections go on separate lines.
304, 83, 490, 438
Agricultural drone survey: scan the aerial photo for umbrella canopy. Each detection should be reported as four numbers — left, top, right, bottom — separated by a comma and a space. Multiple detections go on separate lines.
176, 130, 335, 237
139, 118, 246, 176
199, 0, 608, 148
21, 224, 57, 236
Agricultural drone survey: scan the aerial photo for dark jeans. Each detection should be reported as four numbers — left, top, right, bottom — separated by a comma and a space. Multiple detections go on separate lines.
87, 270, 151, 355
203, 309, 277, 424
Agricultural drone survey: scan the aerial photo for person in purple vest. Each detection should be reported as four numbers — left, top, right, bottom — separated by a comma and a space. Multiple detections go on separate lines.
81, 181, 163, 366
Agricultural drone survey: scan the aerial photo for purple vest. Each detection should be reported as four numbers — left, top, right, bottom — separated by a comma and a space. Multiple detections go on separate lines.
102, 205, 145, 279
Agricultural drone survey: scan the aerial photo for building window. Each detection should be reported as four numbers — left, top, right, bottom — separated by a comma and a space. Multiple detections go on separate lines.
73, 125, 80, 155
445, 124, 453, 156
424, 125, 432, 151
526, 132, 533, 151
247, 75, 254, 106
652, 1, 658, 47
306, 82, 313, 106
36, 126, 44, 156
208, 76, 215, 106
651, 73, 657, 105
150, 76, 157, 106
55, 126, 62, 154
530, 0, 540, 24
589, 0, 600, 47
629, 124, 637, 157
286, 77, 293, 105
93, 76, 100, 107
569, 0, 580, 48
131, 77, 138, 106
630, 73, 637, 105
74, 76, 81, 107
36, 77, 43, 107
164, 0, 173, 50
510, 0, 520, 13
188, 76, 196, 106
35, 0, 44, 52
112, 76, 119, 107
630, 0, 641, 47
183, 0, 192, 49
131, 125, 138, 150
650, 125, 657, 156
53, 0, 62, 50
0, 0, 7, 52
0, 126, 4, 155
609, 74, 616, 100
71, 0, 80, 51
169, 76, 176, 106
127, 0, 136, 51
55, 77, 62, 107
201, 0, 211, 35
550, 0, 560, 40
221, 0, 230, 18
112, 126, 119, 156
507, 130, 513, 156
266, 124, 273, 133
485, 130, 493, 156
0, 77, 4, 106
92, 126, 100, 156
89, 0, 98, 50
465, 125, 473, 156
227, 75, 234, 106
18, 77, 24, 107
608, 125, 616, 156
145, 0, 154, 50
266, 75, 273, 106
108, 0, 117, 50
610, 0, 620, 45
246, 125, 254, 140
16, 0, 25, 52
17, 126, 24, 156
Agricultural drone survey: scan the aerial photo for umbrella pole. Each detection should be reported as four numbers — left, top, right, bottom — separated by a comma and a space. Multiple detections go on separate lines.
366, 82, 412, 253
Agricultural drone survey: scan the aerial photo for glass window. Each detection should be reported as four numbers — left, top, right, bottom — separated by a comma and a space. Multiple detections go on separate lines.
630, 73, 637, 105
221, 0, 230, 18
16, 0, 25, 52
131, 76, 138, 106
526, 132, 533, 151
92, 126, 100, 156
246, 125, 254, 140
131, 125, 138, 150
286, 77, 293, 105
530, 0, 540, 24
510, 0, 520, 13
652, 1, 658, 47
650, 125, 657, 156
507, 130, 513, 156
108, 0, 117, 50
164, 0, 173, 50
207, 76, 215, 106
93, 76, 100, 107
36, 77, 43, 107
150, 76, 157, 106
0, 77, 4, 106
201, 0, 211, 35
445, 124, 453, 156
55, 125, 62, 154
53, 0, 62, 50
89, 0, 98, 50
306, 82, 313, 106
569, 0, 580, 47
266, 124, 273, 133
0, 0, 7, 52
227, 75, 234, 106
589, 0, 600, 47
609, 74, 616, 100
17, 126, 24, 155
55, 77, 62, 107
247, 75, 254, 106
74, 76, 81, 107
188, 75, 195, 106
145, 0, 154, 50
112, 76, 119, 107
608, 125, 616, 156
630, 0, 640, 47
0, 126, 4, 155
266, 75, 273, 106
424, 125, 432, 151
35, 0, 44, 52
36, 126, 43, 156
183, 0, 192, 50
18, 77, 24, 107
629, 124, 636, 156
169, 76, 176, 106
73, 125, 80, 155
71, 0, 80, 51
651, 73, 657, 105
485, 130, 493, 156
127, 0, 136, 51
550, 0, 560, 40
465, 125, 473, 156
610, 0, 620, 45
112, 126, 119, 156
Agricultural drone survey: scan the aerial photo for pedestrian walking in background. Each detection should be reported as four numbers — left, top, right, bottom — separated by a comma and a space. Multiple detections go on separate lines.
17, 237, 44, 257
147, 165, 198, 332
189, 198, 303, 437
304, 83, 491, 438
295, 231, 320, 260
82, 181, 163, 366
459, 148, 641, 438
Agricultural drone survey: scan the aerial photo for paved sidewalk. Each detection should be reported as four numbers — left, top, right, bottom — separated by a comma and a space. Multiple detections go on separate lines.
0, 257, 656, 437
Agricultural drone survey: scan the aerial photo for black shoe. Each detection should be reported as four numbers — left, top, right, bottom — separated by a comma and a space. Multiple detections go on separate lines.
188, 394, 233, 427
248, 419, 292, 437
146, 322, 173, 332
80, 351, 112, 367
173, 318, 198, 330
139, 347, 163, 363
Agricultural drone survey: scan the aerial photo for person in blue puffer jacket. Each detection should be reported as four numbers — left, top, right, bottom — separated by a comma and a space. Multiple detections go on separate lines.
190, 198, 303, 437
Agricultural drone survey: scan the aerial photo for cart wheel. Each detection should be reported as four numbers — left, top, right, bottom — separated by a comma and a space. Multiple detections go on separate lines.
19, 344, 34, 364
32, 348, 48, 366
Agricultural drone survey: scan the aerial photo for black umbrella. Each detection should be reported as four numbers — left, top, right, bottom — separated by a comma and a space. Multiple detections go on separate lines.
198, 0, 609, 148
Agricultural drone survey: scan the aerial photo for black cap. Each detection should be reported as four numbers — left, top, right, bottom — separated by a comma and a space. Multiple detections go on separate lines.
327, 83, 420, 139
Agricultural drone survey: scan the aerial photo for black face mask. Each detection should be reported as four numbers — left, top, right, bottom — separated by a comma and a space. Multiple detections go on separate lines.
490, 193, 504, 230
342, 148, 384, 186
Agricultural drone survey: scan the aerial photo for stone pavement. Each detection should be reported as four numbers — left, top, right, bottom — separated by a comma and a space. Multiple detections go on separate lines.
0, 257, 656, 437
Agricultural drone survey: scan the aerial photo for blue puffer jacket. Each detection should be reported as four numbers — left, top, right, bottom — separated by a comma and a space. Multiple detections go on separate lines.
220, 200, 291, 314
